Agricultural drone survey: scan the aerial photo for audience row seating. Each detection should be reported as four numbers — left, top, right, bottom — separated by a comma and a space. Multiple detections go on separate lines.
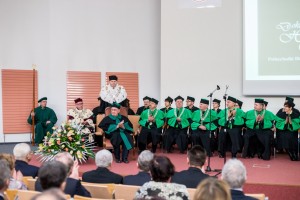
13, 177, 267, 200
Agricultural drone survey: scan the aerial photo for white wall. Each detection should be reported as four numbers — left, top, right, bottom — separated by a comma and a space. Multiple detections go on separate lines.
160, 0, 299, 112
0, 0, 161, 142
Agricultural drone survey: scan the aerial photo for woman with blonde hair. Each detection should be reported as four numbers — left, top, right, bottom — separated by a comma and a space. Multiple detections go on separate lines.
193, 177, 231, 200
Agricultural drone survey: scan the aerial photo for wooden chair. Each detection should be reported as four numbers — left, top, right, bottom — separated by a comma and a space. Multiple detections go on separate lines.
5, 189, 18, 200
95, 114, 113, 150
22, 176, 32, 188
114, 184, 140, 200
81, 182, 113, 199
17, 190, 41, 200
27, 178, 37, 191
73, 195, 107, 200
245, 193, 265, 200
187, 188, 196, 200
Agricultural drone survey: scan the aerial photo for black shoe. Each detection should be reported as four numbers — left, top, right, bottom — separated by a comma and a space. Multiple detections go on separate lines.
232, 153, 237, 158
219, 154, 225, 158
116, 159, 122, 163
123, 159, 129, 163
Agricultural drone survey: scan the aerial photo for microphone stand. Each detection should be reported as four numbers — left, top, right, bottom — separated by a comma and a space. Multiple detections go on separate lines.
206, 86, 220, 172
222, 85, 229, 164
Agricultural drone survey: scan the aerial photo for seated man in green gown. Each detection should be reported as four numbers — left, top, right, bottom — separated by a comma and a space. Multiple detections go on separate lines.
27, 97, 58, 144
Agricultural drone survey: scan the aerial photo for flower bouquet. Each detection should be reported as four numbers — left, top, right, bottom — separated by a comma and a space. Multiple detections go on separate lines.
35, 121, 95, 163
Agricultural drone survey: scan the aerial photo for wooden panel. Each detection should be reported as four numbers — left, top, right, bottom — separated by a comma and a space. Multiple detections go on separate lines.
67, 71, 101, 111
2, 69, 38, 134
106, 72, 139, 112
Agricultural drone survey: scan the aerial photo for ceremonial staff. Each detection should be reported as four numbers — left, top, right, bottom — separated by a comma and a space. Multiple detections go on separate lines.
31, 65, 36, 146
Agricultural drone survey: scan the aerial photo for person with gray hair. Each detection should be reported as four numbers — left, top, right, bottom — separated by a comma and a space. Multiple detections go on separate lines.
123, 150, 154, 186
13, 143, 39, 178
0, 160, 11, 200
221, 159, 256, 200
35, 152, 91, 197
82, 149, 123, 184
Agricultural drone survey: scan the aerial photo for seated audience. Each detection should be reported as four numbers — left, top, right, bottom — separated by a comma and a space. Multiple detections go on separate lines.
171, 145, 209, 188
123, 150, 154, 186
222, 159, 257, 200
0, 160, 11, 200
0, 153, 27, 190
36, 152, 91, 197
35, 161, 68, 199
135, 155, 189, 200
193, 177, 231, 200
13, 143, 39, 178
82, 149, 123, 184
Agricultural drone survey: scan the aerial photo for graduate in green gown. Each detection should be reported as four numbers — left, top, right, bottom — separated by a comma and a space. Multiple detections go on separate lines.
160, 96, 174, 134
164, 96, 192, 153
191, 98, 217, 156
218, 96, 245, 158
27, 97, 57, 144
138, 98, 164, 153
98, 102, 133, 163
275, 100, 300, 161
242, 99, 275, 160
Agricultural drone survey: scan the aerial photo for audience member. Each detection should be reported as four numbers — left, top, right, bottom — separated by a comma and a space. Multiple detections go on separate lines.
123, 150, 154, 186
171, 145, 209, 188
35, 152, 91, 197
82, 149, 123, 184
0, 153, 27, 190
135, 155, 189, 200
0, 160, 11, 200
13, 143, 39, 178
222, 159, 256, 200
193, 177, 231, 200
34, 161, 68, 200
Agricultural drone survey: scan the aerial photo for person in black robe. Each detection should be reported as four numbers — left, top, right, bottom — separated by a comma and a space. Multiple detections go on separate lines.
98, 102, 134, 163
136, 96, 151, 115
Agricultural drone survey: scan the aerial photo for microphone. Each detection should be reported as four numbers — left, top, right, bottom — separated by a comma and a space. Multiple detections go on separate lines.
223, 85, 229, 100
207, 85, 220, 97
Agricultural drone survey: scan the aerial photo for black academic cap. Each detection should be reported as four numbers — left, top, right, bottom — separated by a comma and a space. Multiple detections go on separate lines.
165, 96, 173, 104
111, 102, 121, 109
38, 97, 47, 103
213, 99, 221, 104
263, 100, 268, 106
285, 96, 294, 103
150, 98, 159, 105
74, 98, 83, 103
227, 96, 237, 103
187, 96, 195, 102
143, 96, 151, 101
174, 95, 184, 101
236, 99, 243, 108
109, 75, 118, 81
254, 98, 264, 104
200, 98, 209, 105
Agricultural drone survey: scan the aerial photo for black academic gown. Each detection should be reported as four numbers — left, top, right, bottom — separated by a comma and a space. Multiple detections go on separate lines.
136, 106, 149, 115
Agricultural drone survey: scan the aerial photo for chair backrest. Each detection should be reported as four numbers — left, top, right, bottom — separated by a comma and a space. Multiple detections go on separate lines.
187, 188, 196, 200
81, 182, 112, 199
27, 178, 37, 191
73, 195, 104, 200
245, 193, 265, 200
17, 190, 41, 200
114, 184, 140, 200
22, 176, 32, 188
96, 114, 105, 133
5, 189, 18, 200
128, 115, 140, 134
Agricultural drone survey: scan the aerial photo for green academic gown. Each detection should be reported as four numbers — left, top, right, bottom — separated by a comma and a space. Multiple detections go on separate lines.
27, 106, 57, 144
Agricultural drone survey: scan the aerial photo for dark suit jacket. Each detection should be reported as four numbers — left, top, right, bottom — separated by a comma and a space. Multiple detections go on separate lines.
0, 194, 4, 200
231, 190, 257, 200
82, 167, 123, 184
123, 171, 151, 186
15, 160, 39, 178
171, 167, 209, 188
35, 177, 91, 197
